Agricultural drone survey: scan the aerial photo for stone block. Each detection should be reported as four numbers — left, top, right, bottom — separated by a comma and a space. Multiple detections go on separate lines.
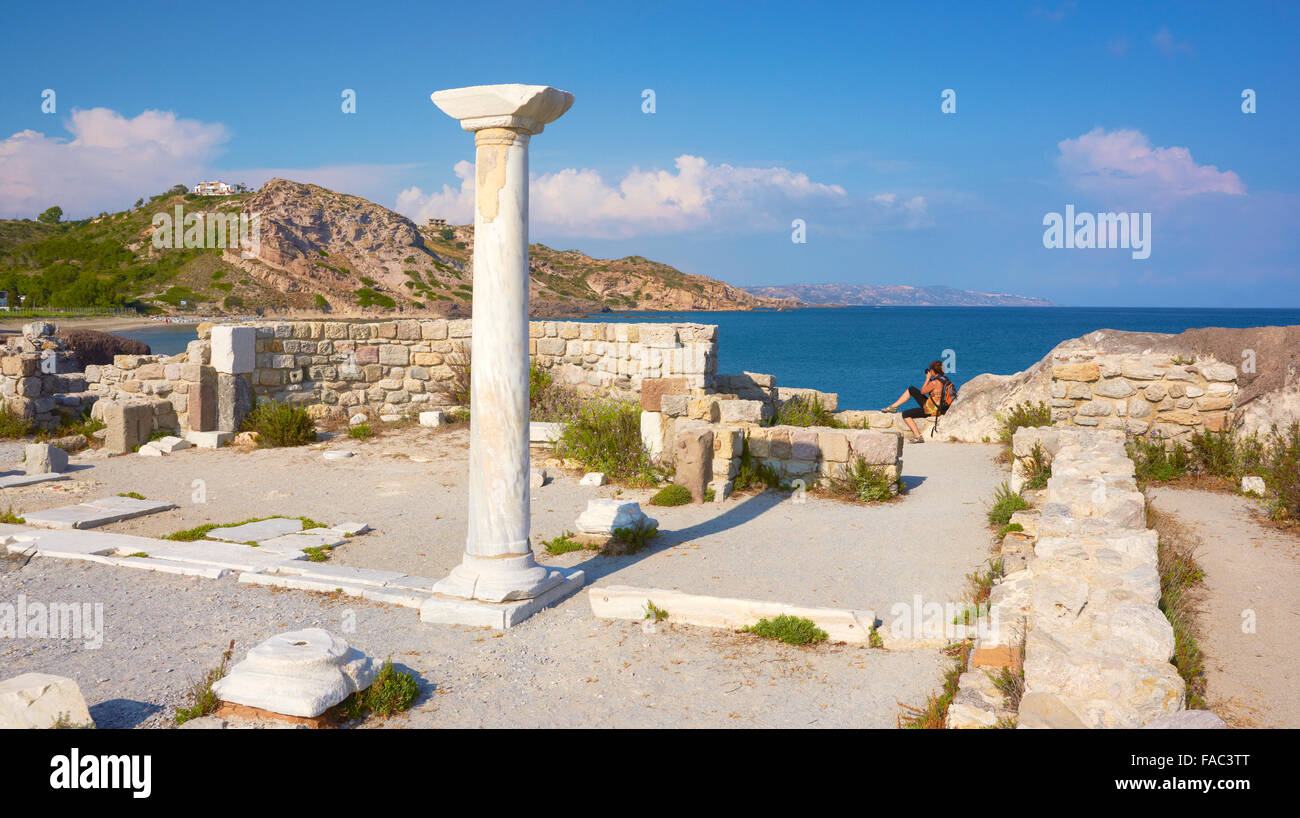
718, 399, 764, 424
24, 443, 69, 475
188, 379, 217, 432
574, 500, 657, 536
418, 410, 445, 427
217, 373, 253, 433
1051, 363, 1100, 382
211, 326, 255, 374
673, 427, 714, 503
640, 377, 688, 412
0, 673, 94, 729
659, 394, 689, 417
104, 402, 152, 454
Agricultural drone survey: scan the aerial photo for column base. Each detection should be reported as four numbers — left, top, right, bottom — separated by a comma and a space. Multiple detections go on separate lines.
431, 552, 564, 603
421, 570, 586, 629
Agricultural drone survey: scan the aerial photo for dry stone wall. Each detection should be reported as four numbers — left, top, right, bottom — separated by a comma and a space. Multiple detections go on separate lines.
949, 427, 1206, 729
1050, 353, 1238, 441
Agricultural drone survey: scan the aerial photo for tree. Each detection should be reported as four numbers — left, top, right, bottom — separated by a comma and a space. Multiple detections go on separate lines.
167, 184, 188, 196
440, 228, 456, 241
37, 206, 62, 224
134, 198, 144, 208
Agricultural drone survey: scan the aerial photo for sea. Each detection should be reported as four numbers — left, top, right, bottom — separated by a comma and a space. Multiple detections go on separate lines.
116, 307, 1300, 411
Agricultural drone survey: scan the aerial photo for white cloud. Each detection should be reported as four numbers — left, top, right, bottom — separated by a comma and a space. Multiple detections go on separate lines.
0, 108, 228, 218
1056, 127, 1245, 202
397, 154, 926, 238
1152, 25, 1195, 57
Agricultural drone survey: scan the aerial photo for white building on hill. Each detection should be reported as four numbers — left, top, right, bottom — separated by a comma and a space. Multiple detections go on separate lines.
192, 180, 236, 196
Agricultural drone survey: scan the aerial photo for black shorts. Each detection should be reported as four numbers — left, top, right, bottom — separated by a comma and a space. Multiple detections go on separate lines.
901, 385, 943, 419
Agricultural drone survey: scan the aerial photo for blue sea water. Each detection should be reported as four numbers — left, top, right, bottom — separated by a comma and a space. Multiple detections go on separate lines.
116, 307, 1300, 412
586, 307, 1300, 410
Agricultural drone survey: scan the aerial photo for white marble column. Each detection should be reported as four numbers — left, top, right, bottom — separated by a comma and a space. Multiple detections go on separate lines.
429, 85, 574, 603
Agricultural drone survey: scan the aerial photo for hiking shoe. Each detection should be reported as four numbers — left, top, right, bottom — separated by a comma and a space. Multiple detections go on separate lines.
908, 434, 925, 444
880, 406, 897, 414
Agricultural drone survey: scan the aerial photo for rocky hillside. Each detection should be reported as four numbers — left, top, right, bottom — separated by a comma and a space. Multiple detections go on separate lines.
223, 178, 794, 317
745, 283, 1054, 307
0, 178, 794, 318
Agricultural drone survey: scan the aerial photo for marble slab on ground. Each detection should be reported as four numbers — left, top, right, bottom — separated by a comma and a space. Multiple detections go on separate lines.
206, 517, 304, 543
256, 531, 349, 555
0, 472, 70, 489
22, 496, 177, 530
3, 526, 304, 572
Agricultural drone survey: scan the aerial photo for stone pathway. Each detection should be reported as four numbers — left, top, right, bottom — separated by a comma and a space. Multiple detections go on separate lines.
22, 496, 176, 530
1147, 487, 1300, 728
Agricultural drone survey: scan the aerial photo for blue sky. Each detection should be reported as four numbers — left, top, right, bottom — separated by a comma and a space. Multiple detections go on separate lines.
1, 0, 1296, 306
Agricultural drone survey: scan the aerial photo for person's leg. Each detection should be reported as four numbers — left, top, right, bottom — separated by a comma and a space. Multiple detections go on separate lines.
903, 415, 921, 438
884, 386, 925, 411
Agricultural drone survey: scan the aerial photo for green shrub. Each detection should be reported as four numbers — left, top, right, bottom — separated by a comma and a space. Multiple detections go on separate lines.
987, 482, 1029, 527
1022, 442, 1051, 490
607, 520, 658, 555
644, 601, 668, 622
649, 484, 692, 506
529, 363, 585, 422
743, 614, 828, 646
772, 395, 842, 428
348, 423, 373, 440
996, 401, 1051, 446
1263, 422, 1300, 523
1129, 437, 1189, 483
829, 456, 901, 502
995, 522, 1024, 539
732, 438, 780, 491
556, 399, 655, 485
1189, 429, 1237, 479
344, 660, 419, 721
542, 531, 583, 555
314, 294, 330, 312
0, 401, 33, 439
242, 400, 318, 447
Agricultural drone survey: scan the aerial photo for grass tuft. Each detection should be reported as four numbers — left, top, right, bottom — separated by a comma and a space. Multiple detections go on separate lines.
742, 614, 828, 646
986, 482, 1029, 527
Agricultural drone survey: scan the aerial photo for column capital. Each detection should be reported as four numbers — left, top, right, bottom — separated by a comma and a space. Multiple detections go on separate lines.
430, 83, 574, 135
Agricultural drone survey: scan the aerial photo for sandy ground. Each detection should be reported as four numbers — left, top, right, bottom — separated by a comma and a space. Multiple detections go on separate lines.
1147, 487, 1300, 728
0, 427, 1003, 728
0, 316, 194, 333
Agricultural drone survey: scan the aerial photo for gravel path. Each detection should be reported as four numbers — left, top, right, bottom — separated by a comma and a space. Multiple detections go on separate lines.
0, 428, 1002, 728
1147, 487, 1300, 728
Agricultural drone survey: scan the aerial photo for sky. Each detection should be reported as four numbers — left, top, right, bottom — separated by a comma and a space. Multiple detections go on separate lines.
0, 0, 1296, 307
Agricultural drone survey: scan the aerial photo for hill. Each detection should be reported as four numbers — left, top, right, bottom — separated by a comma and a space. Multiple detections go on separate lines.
0, 178, 794, 318
744, 283, 1054, 307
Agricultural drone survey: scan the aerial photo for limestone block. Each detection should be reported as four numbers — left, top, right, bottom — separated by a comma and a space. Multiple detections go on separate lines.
659, 393, 689, 417
673, 427, 714, 502
1241, 475, 1266, 496
187, 339, 212, 365
847, 430, 902, 465
0, 673, 94, 729
789, 428, 820, 460
217, 373, 253, 433
1198, 363, 1237, 382
530, 467, 547, 488
418, 410, 445, 427
24, 443, 69, 475
104, 402, 152, 454
718, 399, 764, 424
210, 629, 379, 719
1065, 382, 1092, 400
639, 410, 665, 461
574, 499, 656, 536
580, 472, 607, 486
1077, 400, 1112, 417
1052, 363, 1100, 382
1142, 711, 1227, 729
211, 326, 255, 374
639, 377, 687, 412
1093, 378, 1136, 399
529, 421, 561, 444
153, 435, 191, 453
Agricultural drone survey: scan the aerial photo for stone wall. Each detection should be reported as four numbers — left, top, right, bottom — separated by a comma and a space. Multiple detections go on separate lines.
76, 319, 719, 424
950, 427, 1195, 729
1049, 354, 1239, 441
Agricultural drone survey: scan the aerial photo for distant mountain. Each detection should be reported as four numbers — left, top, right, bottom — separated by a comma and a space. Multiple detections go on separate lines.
744, 283, 1055, 307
